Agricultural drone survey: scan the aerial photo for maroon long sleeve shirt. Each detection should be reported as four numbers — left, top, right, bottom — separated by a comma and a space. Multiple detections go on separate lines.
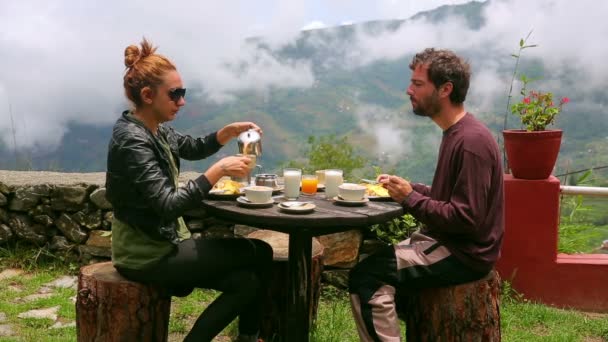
403, 113, 504, 272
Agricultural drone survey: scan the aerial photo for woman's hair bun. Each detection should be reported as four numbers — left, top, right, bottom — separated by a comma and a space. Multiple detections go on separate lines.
124, 38, 157, 68
124, 45, 141, 68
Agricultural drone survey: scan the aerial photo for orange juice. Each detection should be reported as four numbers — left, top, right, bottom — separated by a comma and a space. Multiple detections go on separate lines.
301, 175, 318, 195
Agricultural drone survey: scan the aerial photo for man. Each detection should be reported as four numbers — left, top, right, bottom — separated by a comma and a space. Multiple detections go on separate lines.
348, 48, 504, 342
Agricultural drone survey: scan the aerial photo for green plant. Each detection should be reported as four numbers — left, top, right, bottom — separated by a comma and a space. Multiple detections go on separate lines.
505, 32, 570, 132
511, 80, 570, 131
369, 214, 418, 245
284, 134, 365, 180
558, 170, 603, 253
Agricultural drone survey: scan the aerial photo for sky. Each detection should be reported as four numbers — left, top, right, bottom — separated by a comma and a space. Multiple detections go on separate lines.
1, 0, 608, 152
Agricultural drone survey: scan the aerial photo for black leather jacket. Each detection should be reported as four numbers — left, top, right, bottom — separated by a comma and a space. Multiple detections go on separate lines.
106, 111, 221, 244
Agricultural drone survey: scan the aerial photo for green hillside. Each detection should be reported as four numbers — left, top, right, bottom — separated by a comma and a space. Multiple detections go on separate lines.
1, 0, 607, 186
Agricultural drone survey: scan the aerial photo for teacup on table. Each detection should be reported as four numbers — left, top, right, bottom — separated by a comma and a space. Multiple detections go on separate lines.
244, 186, 273, 203
338, 183, 367, 201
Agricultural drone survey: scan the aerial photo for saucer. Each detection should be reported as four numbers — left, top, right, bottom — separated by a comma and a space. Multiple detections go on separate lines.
236, 196, 274, 208
333, 196, 369, 206
278, 201, 316, 214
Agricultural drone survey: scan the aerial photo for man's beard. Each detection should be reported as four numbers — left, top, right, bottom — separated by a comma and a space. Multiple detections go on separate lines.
412, 90, 441, 118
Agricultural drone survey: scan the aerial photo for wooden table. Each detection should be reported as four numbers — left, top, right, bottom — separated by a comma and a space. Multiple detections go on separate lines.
200, 194, 404, 342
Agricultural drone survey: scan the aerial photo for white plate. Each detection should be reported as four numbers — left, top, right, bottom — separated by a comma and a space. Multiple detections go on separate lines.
236, 196, 274, 208
333, 196, 369, 206
278, 201, 316, 213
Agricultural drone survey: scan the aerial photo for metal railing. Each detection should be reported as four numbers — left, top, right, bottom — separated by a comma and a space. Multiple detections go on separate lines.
560, 185, 608, 197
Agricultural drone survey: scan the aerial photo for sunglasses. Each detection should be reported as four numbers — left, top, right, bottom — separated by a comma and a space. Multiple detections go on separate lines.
168, 88, 186, 102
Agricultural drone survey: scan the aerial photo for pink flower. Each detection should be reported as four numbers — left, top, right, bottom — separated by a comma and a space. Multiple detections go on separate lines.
523, 97, 531, 104
562, 97, 570, 104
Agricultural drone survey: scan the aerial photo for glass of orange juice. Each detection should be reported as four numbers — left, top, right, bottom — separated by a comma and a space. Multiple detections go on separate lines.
301, 175, 318, 196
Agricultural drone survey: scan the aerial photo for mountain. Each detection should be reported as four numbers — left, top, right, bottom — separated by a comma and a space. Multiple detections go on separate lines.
2, 0, 607, 185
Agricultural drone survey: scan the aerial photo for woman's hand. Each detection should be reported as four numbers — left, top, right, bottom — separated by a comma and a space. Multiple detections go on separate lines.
204, 155, 253, 185
217, 122, 263, 145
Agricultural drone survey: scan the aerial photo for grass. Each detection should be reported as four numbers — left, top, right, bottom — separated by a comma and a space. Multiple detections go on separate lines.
1, 244, 607, 342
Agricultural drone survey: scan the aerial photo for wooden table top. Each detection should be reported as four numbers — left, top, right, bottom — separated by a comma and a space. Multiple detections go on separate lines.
201, 194, 404, 235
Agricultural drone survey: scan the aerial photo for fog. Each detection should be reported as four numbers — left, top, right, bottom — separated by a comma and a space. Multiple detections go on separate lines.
1, 0, 607, 155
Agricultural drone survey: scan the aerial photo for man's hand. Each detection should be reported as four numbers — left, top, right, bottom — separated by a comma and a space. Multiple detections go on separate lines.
217, 122, 263, 145
378, 175, 413, 203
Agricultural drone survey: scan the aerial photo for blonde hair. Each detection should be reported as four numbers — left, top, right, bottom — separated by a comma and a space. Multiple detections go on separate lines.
123, 38, 176, 107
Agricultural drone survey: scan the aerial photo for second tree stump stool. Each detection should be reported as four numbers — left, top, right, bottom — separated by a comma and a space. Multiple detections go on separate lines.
397, 270, 501, 342
76, 261, 171, 342
246, 230, 324, 341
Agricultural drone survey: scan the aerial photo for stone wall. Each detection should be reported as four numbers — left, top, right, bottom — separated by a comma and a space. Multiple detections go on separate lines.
0, 171, 235, 263
0, 171, 385, 287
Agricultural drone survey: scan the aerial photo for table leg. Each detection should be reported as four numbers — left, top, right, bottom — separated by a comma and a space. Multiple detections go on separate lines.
286, 230, 313, 342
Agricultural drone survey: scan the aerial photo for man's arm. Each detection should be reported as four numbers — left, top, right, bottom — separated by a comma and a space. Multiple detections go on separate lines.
411, 183, 431, 196
403, 151, 492, 235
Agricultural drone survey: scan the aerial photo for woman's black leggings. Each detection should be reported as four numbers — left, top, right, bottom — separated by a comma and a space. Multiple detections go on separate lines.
116, 237, 273, 342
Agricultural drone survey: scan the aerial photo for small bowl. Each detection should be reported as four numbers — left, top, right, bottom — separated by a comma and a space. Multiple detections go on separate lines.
255, 174, 279, 188
244, 186, 273, 203
338, 183, 367, 201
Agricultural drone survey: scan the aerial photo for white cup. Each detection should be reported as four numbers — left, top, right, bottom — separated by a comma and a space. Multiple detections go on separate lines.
338, 183, 367, 201
244, 186, 273, 203
283, 168, 302, 200
324, 169, 343, 199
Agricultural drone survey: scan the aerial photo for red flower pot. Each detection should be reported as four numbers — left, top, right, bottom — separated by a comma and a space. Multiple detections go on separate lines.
503, 129, 562, 180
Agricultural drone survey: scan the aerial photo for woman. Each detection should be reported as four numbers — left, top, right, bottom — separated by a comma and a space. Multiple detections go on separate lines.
106, 38, 272, 342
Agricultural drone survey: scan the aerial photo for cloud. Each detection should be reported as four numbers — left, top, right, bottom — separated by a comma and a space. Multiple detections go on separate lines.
1, 0, 607, 152
302, 21, 327, 31
0, 0, 315, 149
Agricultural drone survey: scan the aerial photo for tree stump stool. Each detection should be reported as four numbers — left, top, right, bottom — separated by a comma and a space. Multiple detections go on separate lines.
76, 261, 171, 342
246, 230, 324, 341
397, 270, 501, 342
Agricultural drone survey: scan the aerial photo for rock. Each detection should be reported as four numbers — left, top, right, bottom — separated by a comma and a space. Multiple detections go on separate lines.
0, 208, 8, 224
0, 269, 23, 281
38, 287, 53, 294
0, 224, 13, 244
55, 214, 88, 243
28, 204, 55, 218
51, 185, 87, 211
78, 245, 112, 258
20, 293, 54, 302
101, 220, 111, 230
72, 209, 102, 230
317, 229, 363, 268
200, 226, 234, 239
322, 269, 350, 289
33, 215, 54, 227
17, 306, 59, 321
0, 324, 14, 337
9, 186, 46, 211
50, 321, 76, 329
186, 219, 205, 232
103, 211, 114, 222
49, 236, 74, 252
44, 276, 77, 289
0, 181, 10, 195
0, 193, 6, 206
86, 230, 111, 249
0, 312, 6, 322
8, 215, 47, 245
8, 285, 23, 292
234, 224, 258, 237
90, 188, 112, 209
